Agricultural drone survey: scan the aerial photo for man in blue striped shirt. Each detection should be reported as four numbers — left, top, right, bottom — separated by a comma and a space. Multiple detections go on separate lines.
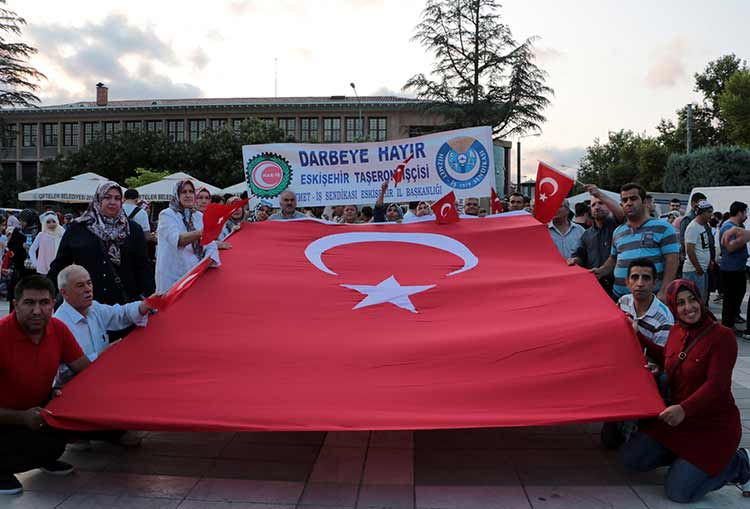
592, 183, 679, 302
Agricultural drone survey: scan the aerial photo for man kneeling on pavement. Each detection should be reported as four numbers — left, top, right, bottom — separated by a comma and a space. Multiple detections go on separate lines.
54, 264, 156, 450
0, 272, 157, 495
601, 258, 674, 449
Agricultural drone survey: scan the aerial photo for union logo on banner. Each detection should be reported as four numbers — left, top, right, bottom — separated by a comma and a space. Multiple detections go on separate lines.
245, 152, 292, 198
435, 136, 490, 190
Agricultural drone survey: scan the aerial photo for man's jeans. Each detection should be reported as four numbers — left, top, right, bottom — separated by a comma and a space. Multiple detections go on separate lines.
621, 431, 749, 503
683, 271, 708, 302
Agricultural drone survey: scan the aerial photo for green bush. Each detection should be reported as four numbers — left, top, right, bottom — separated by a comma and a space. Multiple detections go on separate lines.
663, 146, 750, 193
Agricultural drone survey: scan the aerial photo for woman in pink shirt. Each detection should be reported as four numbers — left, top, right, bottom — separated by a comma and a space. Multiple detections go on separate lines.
29, 212, 65, 275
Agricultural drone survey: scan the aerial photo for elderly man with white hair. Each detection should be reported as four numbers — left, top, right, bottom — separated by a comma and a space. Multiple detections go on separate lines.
53, 264, 157, 448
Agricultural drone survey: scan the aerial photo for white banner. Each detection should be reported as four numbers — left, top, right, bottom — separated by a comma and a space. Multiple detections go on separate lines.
241, 126, 494, 207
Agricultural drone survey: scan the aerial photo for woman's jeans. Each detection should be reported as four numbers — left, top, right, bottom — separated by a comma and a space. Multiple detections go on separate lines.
621, 431, 749, 503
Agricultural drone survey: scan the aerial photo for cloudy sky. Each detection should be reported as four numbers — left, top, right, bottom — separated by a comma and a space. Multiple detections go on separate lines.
8, 0, 750, 179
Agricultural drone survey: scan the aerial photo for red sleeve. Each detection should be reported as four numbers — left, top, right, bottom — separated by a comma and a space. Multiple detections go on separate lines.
680, 328, 737, 417
637, 331, 665, 365
54, 319, 84, 365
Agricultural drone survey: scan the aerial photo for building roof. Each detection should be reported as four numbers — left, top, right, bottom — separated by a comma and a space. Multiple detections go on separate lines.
3, 96, 427, 115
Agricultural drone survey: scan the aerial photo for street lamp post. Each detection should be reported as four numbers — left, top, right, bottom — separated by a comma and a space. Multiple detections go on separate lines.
350, 82, 363, 140
516, 133, 540, 193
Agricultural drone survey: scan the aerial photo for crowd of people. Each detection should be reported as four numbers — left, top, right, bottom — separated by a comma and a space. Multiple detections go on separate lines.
1, 177, 750, 502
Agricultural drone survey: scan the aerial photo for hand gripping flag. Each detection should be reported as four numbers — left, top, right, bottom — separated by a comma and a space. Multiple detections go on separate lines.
491, 187, 504, 214
533, 162, 575, 224
45, 216, 664, 432
201, 199, 249, 245
431, 192, 459, 224
392, 155, 413, 187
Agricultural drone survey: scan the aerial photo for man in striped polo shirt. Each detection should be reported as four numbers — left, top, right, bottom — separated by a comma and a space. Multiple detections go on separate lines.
592, 183, 679, 302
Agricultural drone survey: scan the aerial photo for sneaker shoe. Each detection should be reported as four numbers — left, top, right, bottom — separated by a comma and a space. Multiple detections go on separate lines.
40, 461, 74, 476
67, 439, 92, 452
0, 475, 22, 495
714, 294, 723, 302
740, 449, 750, 497
736, 315, 747, 324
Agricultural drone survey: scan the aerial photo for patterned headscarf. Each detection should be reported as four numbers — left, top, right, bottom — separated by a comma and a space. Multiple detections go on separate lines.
385, 203, 404, 222
665, 279, 716, 333
168, 179, 204, 259
75, 182, 130, 266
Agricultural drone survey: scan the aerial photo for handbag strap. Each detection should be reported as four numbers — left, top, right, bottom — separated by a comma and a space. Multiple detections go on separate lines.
666, 322, 717, 380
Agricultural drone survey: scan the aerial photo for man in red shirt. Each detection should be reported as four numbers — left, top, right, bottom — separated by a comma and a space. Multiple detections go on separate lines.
0, 275, 90, 495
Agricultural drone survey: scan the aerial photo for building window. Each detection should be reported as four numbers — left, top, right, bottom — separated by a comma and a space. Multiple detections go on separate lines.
42, 123, 58, 147
145, 120, 162, 132
259, 118, 274, 126
232, 119, 245, 132
210, 119, 226, 131
299, 118, 318, 142
323, 118, 341, 142
3, 123, 17, 148
278, 118, 296, 140
103, 122, 121, 140
368, 117, 387, 141
189, 119, 206, 142
82, 122, 101, 144
345, 117, 364, 142
62, 123, 78, 147
22, 124, 37, 147
167, 120, 184, 142
124, 120, 142, 131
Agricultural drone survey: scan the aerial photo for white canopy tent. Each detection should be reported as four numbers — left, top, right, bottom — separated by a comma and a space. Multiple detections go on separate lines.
567, 188, 620, 208
222, 182, 248, 195
135, 172, 222, 202
18, 172, 118, 203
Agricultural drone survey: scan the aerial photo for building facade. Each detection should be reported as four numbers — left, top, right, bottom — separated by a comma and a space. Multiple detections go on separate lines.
0, 85, 511, 193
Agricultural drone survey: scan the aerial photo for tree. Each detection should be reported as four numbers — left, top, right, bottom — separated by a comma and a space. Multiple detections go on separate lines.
664, 147, 750, 193
0, 1, 45, 108
719, 70, 750, 147
124, 168, 171, 189
694, 54, 747, 121
577, 130, 670, 192
403, 0, 553, 137
655, 104, 720, 153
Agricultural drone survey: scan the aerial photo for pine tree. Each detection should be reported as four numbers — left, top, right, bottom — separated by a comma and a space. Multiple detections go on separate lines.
0, 0, 45, 108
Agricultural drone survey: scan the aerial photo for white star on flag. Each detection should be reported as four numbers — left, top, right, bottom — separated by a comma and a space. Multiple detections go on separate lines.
341, 275, 435, 313
539, 193, 548, 202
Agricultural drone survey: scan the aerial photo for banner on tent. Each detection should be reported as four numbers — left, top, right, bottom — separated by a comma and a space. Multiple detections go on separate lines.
241, 126, 494, 207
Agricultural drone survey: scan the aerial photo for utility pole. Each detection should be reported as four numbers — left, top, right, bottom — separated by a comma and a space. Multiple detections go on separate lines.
686, 104, 693, 154
350, 83, 363, 139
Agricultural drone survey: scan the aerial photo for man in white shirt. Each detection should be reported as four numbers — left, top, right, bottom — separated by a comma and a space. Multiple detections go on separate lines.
122, 189, 154, 242
682, 200, 714, 301
55, 264, 155, 367
54, 264, 156, 447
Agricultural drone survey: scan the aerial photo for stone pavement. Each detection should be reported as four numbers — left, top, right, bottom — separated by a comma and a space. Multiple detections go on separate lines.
2, 297, 750, 508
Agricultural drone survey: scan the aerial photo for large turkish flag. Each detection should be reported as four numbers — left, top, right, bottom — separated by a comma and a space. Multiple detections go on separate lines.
46, 215, 663, 431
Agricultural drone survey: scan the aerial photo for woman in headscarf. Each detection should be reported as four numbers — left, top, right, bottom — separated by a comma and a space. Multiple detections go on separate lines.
195, 186, 212, 213
249, 202, 272, 222
373, 181, 403, 223
48, 182, 154, 306
28, 211, 66, 275
218, 196, 245, 240
155, 179, 226, 293
6, 208, 40, 311
621, 279, 750, 502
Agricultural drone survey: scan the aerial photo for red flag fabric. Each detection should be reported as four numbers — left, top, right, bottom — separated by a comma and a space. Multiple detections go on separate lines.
533, 162, 575, 224
45, 216, 663, 432
491, 187, 504, 214
143, 256, 212, 311
430, 192, 459, 224
201, 199, 249, 245
392, 155, 413, 187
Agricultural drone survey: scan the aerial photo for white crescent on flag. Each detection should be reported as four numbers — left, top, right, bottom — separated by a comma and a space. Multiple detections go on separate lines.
539, 177, 559, 197
440, 203, 452, 217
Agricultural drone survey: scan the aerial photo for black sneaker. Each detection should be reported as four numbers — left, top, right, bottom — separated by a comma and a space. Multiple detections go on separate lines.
0, 474, 22, 495
40, 461, 74, 476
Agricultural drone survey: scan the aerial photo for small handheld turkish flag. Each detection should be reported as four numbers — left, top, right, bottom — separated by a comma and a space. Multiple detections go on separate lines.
491, 187, 504, 214
431, 192, 459, 224
392, 155, 413, 187
533, 162, 575, 224
201, 199, 249, 245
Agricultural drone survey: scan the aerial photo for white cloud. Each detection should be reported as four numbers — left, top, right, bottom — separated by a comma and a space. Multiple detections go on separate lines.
645, 39, 689, 89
